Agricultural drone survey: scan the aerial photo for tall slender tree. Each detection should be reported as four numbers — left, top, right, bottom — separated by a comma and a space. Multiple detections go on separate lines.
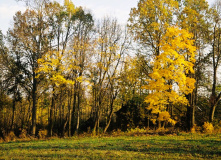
209, 0, 221, 122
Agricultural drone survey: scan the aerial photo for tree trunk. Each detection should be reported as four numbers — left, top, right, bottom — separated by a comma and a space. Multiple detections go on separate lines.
93, 119, 97, 135
70, 85, 77, 136
186, 80, 195, 131
75, 107, 80, 134
209, 104, 216, 122
147, 110, 150, 129
32, 76, 37, 136
68, 109, 72, 137
103, 106, 113, 134
93, 106, 100, 135
75, 83, 81, 135
209, 92, 221, 122
48, 92, 55, 137
158, 120, 161, 128
186, 106, 191, 131
209, 25, 220, 122
68, 89, 73, 137
68, 107, 72, 136
62, 114, 68, 137
11, 98, 16, 130
192, 105, 195, 128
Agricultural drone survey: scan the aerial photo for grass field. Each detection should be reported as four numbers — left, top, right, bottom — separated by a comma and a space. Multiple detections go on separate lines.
0, 133, 221, 159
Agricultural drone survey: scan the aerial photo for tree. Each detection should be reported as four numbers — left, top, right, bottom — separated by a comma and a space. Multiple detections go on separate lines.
128, 0, 179, 57
70, 7, 94, 135
37, 50, 76, 136
3, 55, 23, 130
89, 17, 130, 134
178, 0, 210, 129
209, 0, 221, 122
8, 0, 55, 135
36, 4, 94, 136
144, 26, 196, 128
0, 30, 25, 131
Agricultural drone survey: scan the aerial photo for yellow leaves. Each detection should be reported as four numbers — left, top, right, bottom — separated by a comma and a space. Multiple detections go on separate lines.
151, 22, 160, 31
97, 62, 103, 69
36, 50, 82, 87
64, 0, 76, 15
76, 76, 83, 83
51, 75, 67, 86
151, 119, 156, 125
158, 111, 170, 121
109, 44, 119, 52
184, 77, 196, 94
129, 0, 179, 45
144, 26, 196, 122
179, 0, 209, 33
168, 118, 176, 126
160, 26, 196, 58
202, 122, 214, 133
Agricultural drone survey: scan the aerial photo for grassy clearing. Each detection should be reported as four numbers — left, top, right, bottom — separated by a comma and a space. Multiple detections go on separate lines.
0, 133, 221, 159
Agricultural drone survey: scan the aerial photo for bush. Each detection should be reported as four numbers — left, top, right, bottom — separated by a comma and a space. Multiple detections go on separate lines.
202, 122, 214, 134
0, 138, 3, 143
38, 130, 48, 139
191, 125, 196, 133
126, 127, 147, 136
19, 129, 28, 139
111, 129, 124, 136
214, 120, 221, 133
4, 131, 17, 142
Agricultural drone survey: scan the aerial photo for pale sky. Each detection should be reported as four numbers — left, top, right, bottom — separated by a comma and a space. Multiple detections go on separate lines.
0, 0, 216, 34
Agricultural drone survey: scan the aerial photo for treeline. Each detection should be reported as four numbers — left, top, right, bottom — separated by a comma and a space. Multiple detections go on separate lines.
0, 0, 221, 138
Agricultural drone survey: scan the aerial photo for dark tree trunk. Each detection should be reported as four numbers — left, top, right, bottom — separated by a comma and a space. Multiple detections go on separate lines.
209, 92, 221, 122
75, 94, 80, 135
70, 85, 77, 136
209, 25, 221, 122
186, 106, 191, 131
11, 98, 16, 130
103, 103, 113, 134
48, 91, 55, 137
32, 76, 37, 136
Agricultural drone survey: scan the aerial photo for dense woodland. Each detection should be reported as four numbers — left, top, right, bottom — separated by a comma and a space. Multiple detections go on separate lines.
0, 0, 221, 138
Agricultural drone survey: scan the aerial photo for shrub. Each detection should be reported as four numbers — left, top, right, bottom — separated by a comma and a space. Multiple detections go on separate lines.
190, 125, 196, 133
19, 129, 28, 139
4, 131, 17, 142
111, 129, 124, 136
127, 127, 147, 136
38, 130, 48, 139
202, 122, 214, 134
0, 138, 3, 143
214, 120, 221, 133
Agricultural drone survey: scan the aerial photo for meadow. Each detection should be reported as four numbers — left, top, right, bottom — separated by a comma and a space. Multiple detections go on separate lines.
0, 133, 220, 159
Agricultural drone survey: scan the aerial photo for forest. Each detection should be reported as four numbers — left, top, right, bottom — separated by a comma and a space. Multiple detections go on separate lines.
0, 0, 221, 139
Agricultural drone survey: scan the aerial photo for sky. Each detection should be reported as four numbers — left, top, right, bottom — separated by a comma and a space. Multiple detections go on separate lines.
0, 0, 216, 34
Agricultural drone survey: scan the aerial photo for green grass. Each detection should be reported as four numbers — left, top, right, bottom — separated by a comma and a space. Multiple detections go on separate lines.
0, 133, 221, 159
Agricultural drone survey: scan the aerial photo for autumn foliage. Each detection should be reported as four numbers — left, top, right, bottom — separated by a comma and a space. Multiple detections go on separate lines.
144, 26, 196, 125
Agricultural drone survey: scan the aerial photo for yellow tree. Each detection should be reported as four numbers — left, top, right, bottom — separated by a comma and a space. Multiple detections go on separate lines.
36, 51, 75, 136
36, 0, 93, 136
129, 0, 179, 56
144, 26, 196, 127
